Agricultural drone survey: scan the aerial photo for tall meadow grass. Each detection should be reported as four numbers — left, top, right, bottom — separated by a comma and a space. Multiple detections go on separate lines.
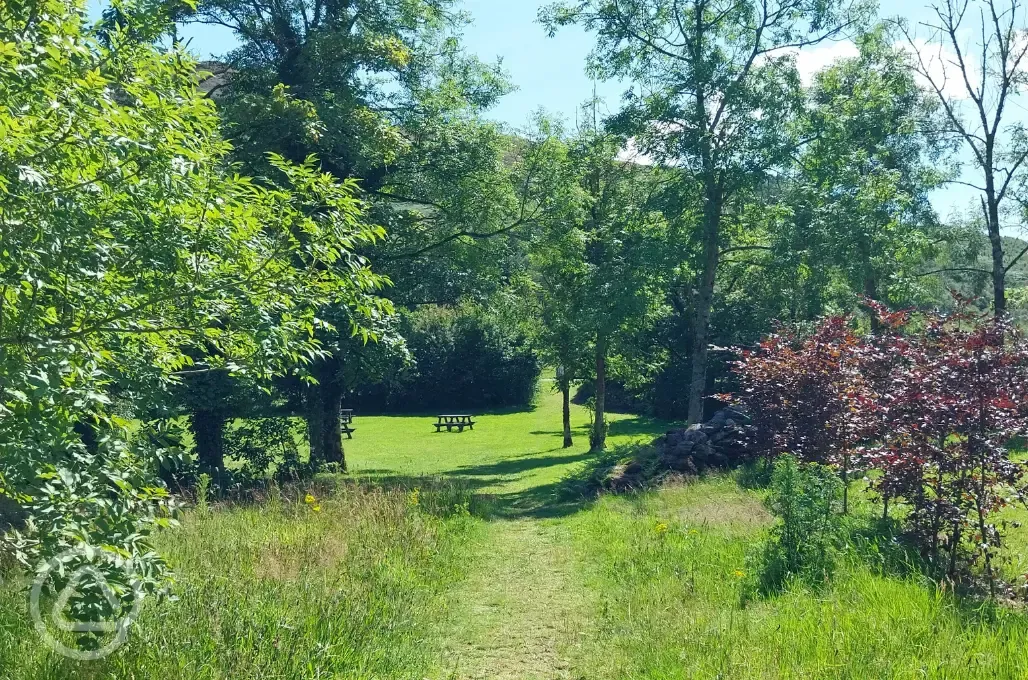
0, 478, 479, 680
566, 476, 1028, 679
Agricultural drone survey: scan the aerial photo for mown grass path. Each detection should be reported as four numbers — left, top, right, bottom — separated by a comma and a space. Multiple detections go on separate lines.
439, 519, 591, 680
344, 387, 656, 679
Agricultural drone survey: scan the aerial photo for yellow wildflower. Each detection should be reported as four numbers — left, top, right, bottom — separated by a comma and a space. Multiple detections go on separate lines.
734, 569, 745, 578
654, 521, 669, 536
408, 487, 420, 507
304, 493, 316, 505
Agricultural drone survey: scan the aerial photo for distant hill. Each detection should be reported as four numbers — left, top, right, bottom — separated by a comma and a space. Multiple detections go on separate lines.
1004, 236, 1028, 285
932, 235, 1028, 310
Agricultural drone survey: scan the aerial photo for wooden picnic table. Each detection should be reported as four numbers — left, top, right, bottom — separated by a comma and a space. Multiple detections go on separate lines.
341, 409, 356, 439
434, 414, 475, 433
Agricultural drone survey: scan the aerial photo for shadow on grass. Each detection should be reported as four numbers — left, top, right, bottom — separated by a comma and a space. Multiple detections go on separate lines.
840, 516, 1028, 627
607, 415, 676, 438
842, 516, 933, 581
528, 427, 590, 436
345, 403, 540, 418
442, 450, 594, 479
348, 466, 601, 520
487, 478, 600, 519
458, 445, 647, 520
734, 458, 775, 490
345, 448, 626, 521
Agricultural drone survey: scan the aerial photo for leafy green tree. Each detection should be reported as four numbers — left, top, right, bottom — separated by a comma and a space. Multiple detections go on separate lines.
184, 0, 526, 294
189, 0, 507, 180
530, 144, 596, 446
542, 0, 871, 423
0, 0, 386, 644
700, 33, 945, 338
532, 119, 670, 451
183, 0, 547, 464
791, 31, 945, 316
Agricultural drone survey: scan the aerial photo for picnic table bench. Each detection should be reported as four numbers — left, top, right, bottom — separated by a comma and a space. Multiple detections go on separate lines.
434, 414, 475, 433
341, 409, 356, 439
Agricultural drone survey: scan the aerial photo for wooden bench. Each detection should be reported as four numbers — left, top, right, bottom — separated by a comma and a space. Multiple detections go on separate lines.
341, 409, 356, 439
434, 414, 475, 433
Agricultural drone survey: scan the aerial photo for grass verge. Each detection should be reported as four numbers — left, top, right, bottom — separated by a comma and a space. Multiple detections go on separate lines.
564, 475, 1028, 679
0, 478, 480, 680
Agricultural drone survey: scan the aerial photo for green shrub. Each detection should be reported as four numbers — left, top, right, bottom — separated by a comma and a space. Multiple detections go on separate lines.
353, 305, 540, 412
224, 418, 312, 483
750, 454, 844, 597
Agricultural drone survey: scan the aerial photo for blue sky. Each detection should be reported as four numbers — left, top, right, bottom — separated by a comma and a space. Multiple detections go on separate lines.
450, 1, 625, 127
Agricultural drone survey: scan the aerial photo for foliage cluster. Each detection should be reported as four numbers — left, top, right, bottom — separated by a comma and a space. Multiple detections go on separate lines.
0, 0, 387, 641
223, 418, 313, 484
352, 304, 541, 412
732, 303, 1028, 590
749, 454, 844, 596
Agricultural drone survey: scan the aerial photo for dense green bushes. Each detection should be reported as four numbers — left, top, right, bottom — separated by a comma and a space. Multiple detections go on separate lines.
748, 455, 844, 596
352, 306, 541, 412
732, 304, 1028, 591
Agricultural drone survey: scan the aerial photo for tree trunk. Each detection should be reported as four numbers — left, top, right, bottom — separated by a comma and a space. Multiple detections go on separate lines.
948, 521, 961, 577
842, 450, 849, 515
321, 371, 345, 470
591, 336, 607, 452
984, 193, 1006, 316
561, 377, 573, 449
191, 409, 225, 473
864, 271, 881, 333
687, 186, 723, 424
307, 356, 347, 471
305, 380, 325, 465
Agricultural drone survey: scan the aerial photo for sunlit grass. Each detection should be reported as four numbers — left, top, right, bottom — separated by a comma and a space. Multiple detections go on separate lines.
8, 385, 1028, 678
343, 381, 668, 494
566, 476, 1028, 679
0, 480, 481, 680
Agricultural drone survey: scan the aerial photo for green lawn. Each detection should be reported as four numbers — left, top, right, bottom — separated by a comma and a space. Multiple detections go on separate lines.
343, 383, 668, 519
6, 384, 1028, 678
565, 481, 1028, 679
345, 382, 665, 492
